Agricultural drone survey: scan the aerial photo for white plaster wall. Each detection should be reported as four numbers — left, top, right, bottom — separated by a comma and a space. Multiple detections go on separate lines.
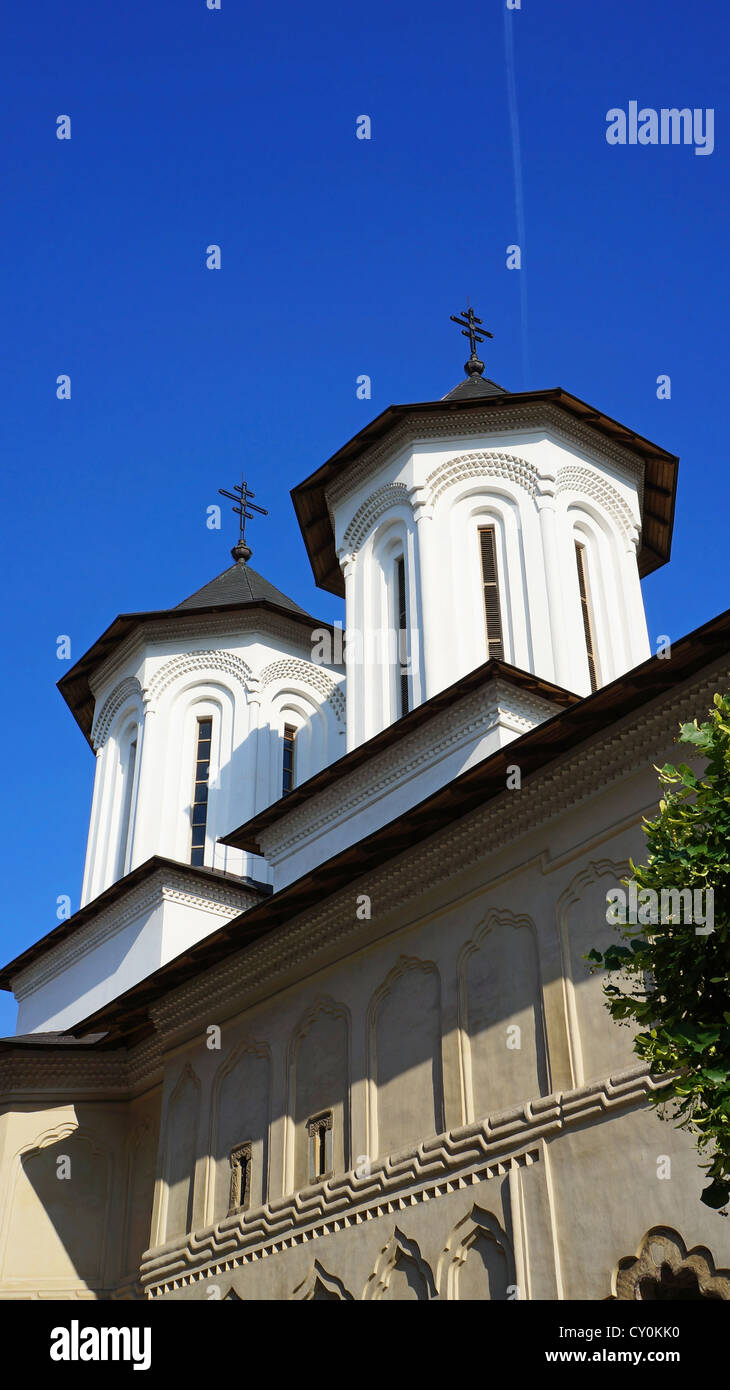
14, 873, 260, 1034
259, 681, 564, 891
332, 422, 650, 744
80, 619, 345, 906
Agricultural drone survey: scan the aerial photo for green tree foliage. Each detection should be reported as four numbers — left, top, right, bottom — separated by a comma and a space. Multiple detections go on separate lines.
588, 693, 730, 1209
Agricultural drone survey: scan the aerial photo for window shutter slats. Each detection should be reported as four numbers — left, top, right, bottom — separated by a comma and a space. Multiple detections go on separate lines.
478, 526, 505, 661
575, 542, 598, 692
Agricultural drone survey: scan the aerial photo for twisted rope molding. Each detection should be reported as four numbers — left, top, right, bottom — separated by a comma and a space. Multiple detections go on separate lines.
427, 450, 541, 502
92, 677, 143, 750
555, 464, 637, 540
258, 658, 345, 726
342, 482, 411, 555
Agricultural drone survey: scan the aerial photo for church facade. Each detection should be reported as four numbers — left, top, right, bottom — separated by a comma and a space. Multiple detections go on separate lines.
1, 333, 729, 1301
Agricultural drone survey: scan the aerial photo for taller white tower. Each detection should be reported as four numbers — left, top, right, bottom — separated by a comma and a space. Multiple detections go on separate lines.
292, 310, 677, 749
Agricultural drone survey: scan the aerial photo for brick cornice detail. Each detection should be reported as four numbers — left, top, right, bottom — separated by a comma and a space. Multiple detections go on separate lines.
141, 1062, 661, 1295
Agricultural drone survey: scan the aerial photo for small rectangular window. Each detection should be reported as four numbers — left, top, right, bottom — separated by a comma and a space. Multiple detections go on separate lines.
395, 555, 409, 717
228, 1141, 252, 1214
478, 526, 505, 661
190, 717, 212, 867
282, 723, 296, 795
575, 542, 598, 692
307, 1110, 333, 1182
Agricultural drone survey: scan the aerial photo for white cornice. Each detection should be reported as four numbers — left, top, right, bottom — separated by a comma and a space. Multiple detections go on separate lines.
326, 405, 646, 517
12, 869, 261, 1001
91, 610, 337, 702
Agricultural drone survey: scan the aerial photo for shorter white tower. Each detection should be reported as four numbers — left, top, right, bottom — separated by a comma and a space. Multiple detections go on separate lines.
4, 524, 344, 1034
61, 545, 344, 905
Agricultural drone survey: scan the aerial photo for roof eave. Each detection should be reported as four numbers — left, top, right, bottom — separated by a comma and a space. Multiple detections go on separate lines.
220, 658, 580, 852
291, 388, 679, 596
0, 855, 273, 991
58, 601, 340, 747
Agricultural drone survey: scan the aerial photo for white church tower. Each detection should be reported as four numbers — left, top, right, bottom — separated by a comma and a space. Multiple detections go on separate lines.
10, 500, 344, 1033
292, 307, 666, 750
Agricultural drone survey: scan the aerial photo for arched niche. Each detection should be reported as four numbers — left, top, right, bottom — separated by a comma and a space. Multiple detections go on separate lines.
208, 1038, 271, 1222
3, 1124, 111, 1287
445, 484, 534, 674
557, 858, 636, 1088
368, 956, 443, 1159
163, 1064, 201, 1241
292, 1260, 354, 1300
356, 509, 423, 734
160, 679, 241, 868
363, 1227, 437, 1301
286, 998, 351, 1191
458, 909, 548, 1123
437, 1206, 515, 1301
84, 686, 144, 900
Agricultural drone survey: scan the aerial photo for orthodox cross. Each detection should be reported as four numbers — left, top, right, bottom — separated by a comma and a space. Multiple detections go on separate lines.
219, 475, 268, 562
449, 305, 493, 376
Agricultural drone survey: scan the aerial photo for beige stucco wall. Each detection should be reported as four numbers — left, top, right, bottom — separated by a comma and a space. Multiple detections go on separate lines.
0, 1088, 160, 1299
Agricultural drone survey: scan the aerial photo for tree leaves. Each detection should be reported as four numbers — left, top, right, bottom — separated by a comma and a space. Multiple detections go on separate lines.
588, 692, 730, 1212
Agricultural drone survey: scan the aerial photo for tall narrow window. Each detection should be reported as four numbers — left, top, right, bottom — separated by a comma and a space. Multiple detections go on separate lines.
190, 716, 212, 866
227, 1141, 252, 1214
307, 1111, 333, 1182
116, 736, 137, 879
478, 526, 505, 660
575, 541, 598, 692
395, 555, 409, 717
282, 723, 296, 795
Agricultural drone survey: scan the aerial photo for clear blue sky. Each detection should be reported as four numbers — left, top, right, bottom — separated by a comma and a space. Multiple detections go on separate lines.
0, 0, 727, 1033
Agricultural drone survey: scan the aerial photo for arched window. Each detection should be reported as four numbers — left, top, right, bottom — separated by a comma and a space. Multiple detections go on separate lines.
269, 693, 328, 798
190, 716, 212, 866
570, 514, 613, 689
393, 553, 410, 717
282, 722, 296, 795
478, 525, 505, 661
574, 540, 598, 691
115, 723, 139, 880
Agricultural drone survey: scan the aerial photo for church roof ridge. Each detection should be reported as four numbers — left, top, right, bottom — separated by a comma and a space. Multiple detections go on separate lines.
174, 561, 313, 618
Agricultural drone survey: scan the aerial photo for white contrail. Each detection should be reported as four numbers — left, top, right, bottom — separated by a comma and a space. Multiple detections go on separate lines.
503, 6, 530, 385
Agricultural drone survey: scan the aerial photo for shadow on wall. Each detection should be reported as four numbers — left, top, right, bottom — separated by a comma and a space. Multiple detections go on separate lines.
184, 865, 640, 1246
2, 1103, 157, 1296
